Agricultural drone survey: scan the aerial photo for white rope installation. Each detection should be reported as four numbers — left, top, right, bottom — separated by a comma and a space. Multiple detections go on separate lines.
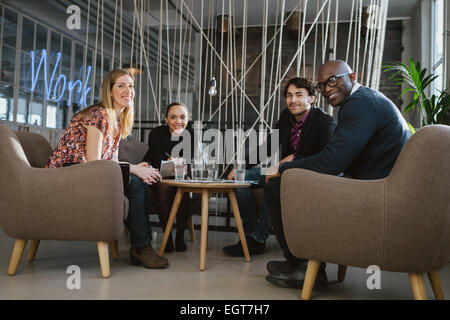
99, 0, 389, 154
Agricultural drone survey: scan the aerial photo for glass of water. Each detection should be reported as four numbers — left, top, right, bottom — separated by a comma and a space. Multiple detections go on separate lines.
191, 160, 203, 181
234, 160, 246, 182
206, 160, 218, 181
174, 158, 186, 180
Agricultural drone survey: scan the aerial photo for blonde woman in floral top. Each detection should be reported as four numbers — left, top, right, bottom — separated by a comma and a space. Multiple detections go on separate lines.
46, 69, 168, 269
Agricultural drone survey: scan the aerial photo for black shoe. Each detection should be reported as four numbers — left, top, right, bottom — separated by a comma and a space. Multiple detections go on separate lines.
265, 264, 328, 290
223, 235, 266, 257
266, 259, 308, 275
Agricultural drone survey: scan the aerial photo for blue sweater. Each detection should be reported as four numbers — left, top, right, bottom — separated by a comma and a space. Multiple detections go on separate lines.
280, 86, 411, 180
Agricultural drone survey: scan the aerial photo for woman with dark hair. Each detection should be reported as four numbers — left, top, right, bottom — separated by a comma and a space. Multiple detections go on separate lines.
46, 69, 169, 269
143, 102, 194, 252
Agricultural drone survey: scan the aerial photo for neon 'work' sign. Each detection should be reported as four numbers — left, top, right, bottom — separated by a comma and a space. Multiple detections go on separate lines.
29, 49, 92, 108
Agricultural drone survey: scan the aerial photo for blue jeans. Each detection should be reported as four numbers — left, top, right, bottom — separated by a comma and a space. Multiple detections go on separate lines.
125, 174, 152, 247
234, 167, 271, 243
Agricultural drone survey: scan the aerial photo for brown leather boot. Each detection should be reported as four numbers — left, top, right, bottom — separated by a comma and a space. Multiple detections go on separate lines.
129, 245, 169, 269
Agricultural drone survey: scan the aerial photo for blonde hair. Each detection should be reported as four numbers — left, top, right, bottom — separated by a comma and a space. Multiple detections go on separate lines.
78, 69, 134, 138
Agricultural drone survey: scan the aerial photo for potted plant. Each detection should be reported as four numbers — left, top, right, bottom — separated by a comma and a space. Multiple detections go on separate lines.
383, 58, 450, 132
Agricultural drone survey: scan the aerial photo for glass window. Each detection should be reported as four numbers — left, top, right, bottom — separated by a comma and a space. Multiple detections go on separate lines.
35, 24, 48, 51
17, 91, 32, 124
20, 51, 32, 89
0, 83, 14, 121
3, 9, 18, 47
46, 102, 57, 128
432, 0, 445, 94
1, 46, 16, 83
62, 38, 72, 68
22, 18, 35, 52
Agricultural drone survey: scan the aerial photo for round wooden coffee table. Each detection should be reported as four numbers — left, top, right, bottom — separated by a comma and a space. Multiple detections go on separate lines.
158, 179, 252, 271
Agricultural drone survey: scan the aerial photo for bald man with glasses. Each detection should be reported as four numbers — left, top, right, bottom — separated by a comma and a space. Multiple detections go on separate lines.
263, 60, 411, 289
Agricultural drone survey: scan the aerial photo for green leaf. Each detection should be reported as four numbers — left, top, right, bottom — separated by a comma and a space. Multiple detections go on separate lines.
407, 122, 416, 135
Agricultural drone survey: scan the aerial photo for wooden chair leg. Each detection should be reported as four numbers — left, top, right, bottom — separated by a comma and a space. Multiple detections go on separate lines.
188, 215, 195, 242
158, 188, 183, 256
27, 240, 40, 262
200, 189, 210, 271
228, 189, 251, 262
8, 239, 27, 275
409, 273, 427, 300
301, 260, 321, 300
110, 240, 119, 260
337, 264, 347, 282
97, 241, 110, 278
427, 272, 444, 300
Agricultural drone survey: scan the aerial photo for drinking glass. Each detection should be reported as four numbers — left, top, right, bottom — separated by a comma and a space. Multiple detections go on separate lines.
206, 160, 218, 181
174, 158, 186, 180
191, 160, 204, 181
234, 160, 246, 182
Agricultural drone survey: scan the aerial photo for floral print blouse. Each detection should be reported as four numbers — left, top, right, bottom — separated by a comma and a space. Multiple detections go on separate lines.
46, 105, 122, 168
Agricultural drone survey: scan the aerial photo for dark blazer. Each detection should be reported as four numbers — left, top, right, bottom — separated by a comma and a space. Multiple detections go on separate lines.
142, 125, 194, 170
277, 106, 336, 160
280, 86, 411, 179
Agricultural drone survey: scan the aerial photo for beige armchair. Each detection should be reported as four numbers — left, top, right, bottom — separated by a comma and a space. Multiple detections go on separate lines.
280, 125, 450, 300
0, 125, 126, 278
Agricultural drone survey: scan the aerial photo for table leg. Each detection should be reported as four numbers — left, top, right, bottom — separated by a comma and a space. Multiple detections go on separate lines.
228, 189, 251, 262
158, 188, 183, 256
200, 189, 210, 271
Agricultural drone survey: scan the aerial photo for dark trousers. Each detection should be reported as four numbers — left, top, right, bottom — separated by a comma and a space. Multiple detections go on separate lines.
264, 177, 307, 267
152, 182, 193, 236
125, 174, 152, 248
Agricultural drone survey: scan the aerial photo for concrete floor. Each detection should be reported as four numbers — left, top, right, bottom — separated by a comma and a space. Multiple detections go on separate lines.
0, 227, 449, 300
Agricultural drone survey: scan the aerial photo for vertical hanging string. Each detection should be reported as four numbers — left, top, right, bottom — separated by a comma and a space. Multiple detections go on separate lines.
139, 0, 143, 140
296, 0, 302, 76
112, 0, 117, 69
361, 0, 374, 84
345, 0, 355, 62
198, 0, 204, 122
259, 0, 268, 136
218, 0, 225, 125
146, 0, 150, 122
171, 0, 180, 97
166, 0, 172, 101
302, 0, 308, 77
83, 0, 91, 108
312, 0, 319, 82
101, 0, 104, 83
366, 0, 378, 86
157, 0, 163, 123
209, 0, 215, 119
321, 0, 331, 65
232, 0, 239, 138
355, 0, 363, 76
92, 0, 100, 104
267, 0, 280, 122
229, 0, 235, 157
201, 1, 212, 119
333, 0, 339, 60
130, 0, 136, 68
120, 0, 122, 67
177, 0, 185, 102
240, 0, 248, 147
271, 0, 285, 129
352, 0, 358, 69
185, 0, 193, 96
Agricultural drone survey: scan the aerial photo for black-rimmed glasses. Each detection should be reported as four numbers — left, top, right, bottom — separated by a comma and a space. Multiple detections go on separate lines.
315, 72, 351, 93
